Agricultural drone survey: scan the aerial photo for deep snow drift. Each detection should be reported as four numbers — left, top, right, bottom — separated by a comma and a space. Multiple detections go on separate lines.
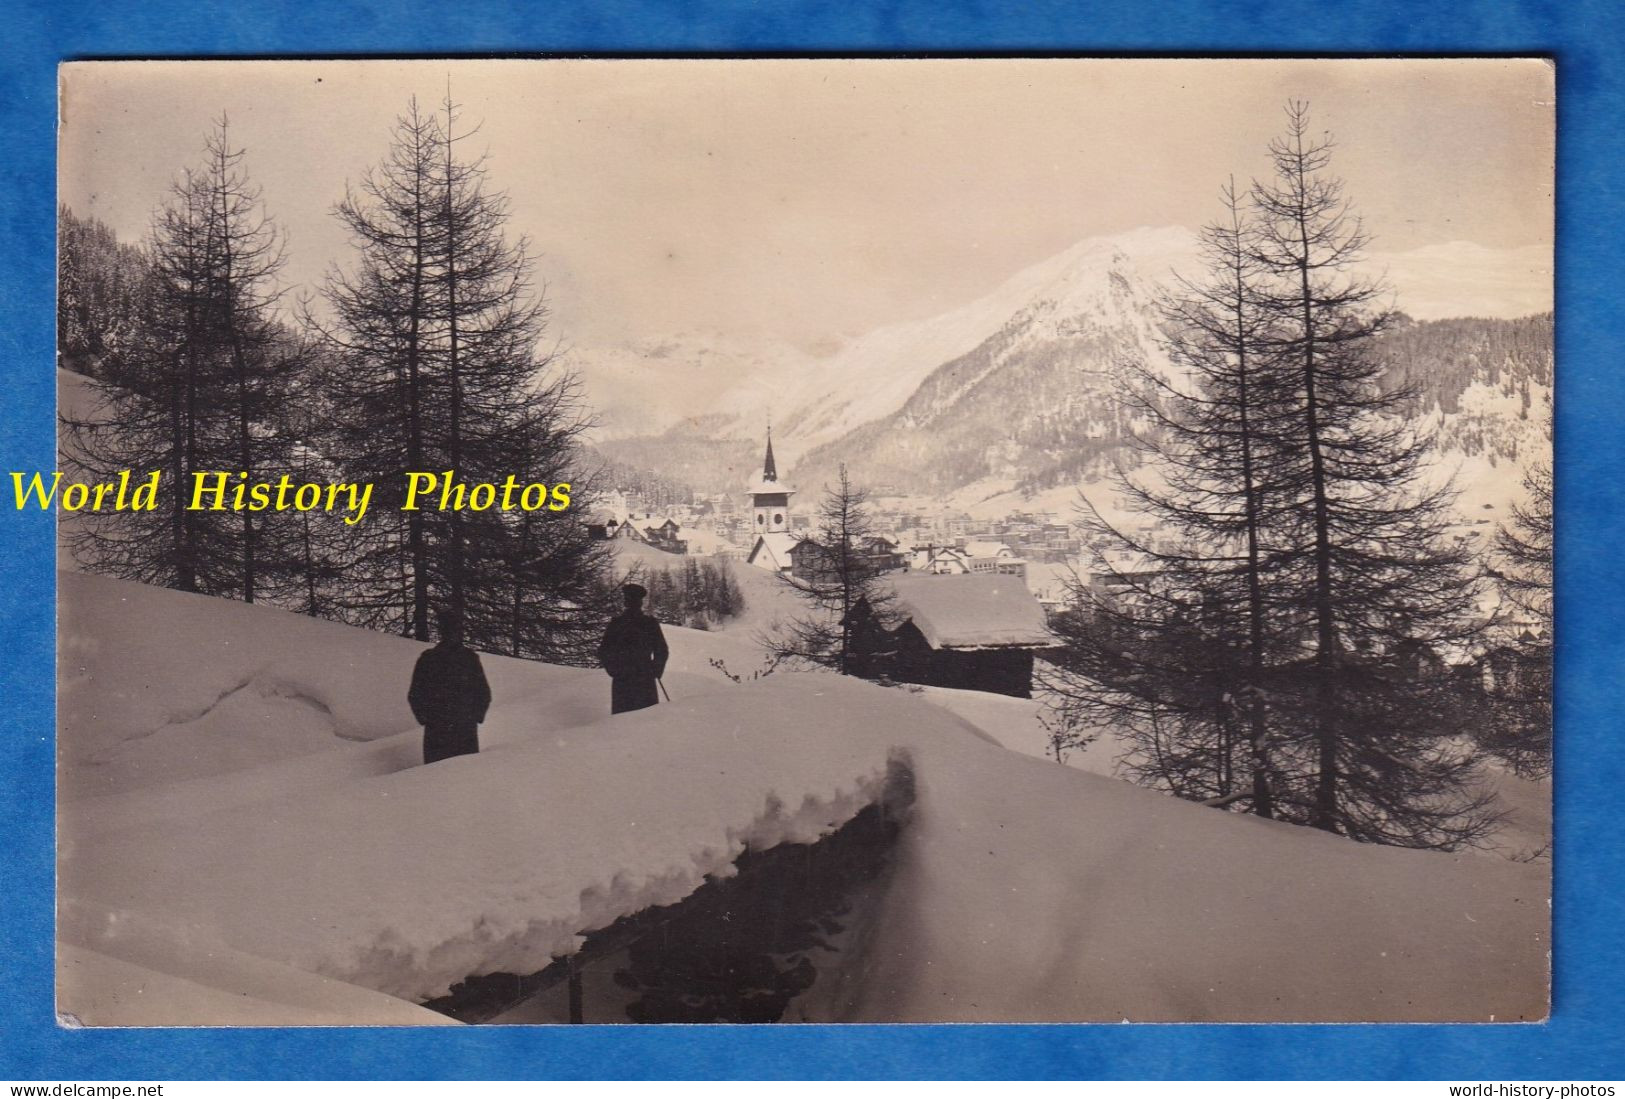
58, 571, 1547, 1024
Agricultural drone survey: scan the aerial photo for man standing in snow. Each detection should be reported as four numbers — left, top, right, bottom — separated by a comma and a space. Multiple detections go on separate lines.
597, 582, 670, 714
408, 609, 492, 765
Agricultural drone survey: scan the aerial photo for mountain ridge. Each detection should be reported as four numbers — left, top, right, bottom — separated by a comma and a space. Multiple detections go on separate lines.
577, 227, 1550, 504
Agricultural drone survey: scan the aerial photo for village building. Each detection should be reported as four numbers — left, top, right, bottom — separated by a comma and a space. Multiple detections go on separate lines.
787, 534, 907, 583
1022, 560, 1077, 619
586, 512, 646, 543
640, 517, 687, 554
1474, 628, 1551, 699
910, 540, 1028, 580
586, 511, 688, 554
680, 526, 742, 558
845, 572, 1055, 698
785, 537, 826, 580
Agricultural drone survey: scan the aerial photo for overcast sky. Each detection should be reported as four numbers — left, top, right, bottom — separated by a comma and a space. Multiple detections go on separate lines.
59, 59, 1553, 350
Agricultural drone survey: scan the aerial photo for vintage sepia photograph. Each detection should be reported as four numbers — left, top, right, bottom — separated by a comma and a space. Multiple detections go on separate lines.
54, 58, 1552, 1025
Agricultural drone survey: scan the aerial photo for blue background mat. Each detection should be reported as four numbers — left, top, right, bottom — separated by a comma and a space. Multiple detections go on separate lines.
2, 0, 1619, 1080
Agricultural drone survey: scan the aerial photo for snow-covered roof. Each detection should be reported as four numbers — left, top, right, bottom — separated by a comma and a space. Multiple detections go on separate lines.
744, 476, 796, 497
962, 540, 1015, 559
680, 528, 737, 555
747, 531, 802, 570
888, 573, 1054, 650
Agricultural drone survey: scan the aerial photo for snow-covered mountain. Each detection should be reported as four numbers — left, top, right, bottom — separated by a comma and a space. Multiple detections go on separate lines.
773, 226, 1200, 459
577, 226, 1551, 501
790, 230, 1188, 498
577, 226, 1197, 455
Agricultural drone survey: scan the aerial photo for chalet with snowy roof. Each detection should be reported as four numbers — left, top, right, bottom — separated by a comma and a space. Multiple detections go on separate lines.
743, 430, 800, 574
788, 534, 907, 583
640, 517, 687, 554
911, 541, 1027, 580
786, 537, 827, 580
586, 511, 687, 553
586, 512, 646, 542
845, 572, 1055, 698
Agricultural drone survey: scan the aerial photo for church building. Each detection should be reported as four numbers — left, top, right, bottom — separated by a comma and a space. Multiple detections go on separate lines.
744, 430, 803, 574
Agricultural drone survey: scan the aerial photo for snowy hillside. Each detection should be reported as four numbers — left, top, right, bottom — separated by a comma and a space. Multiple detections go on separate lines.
582, 228, 1551, 502
59, 571, 1547, 1024
572, 229, 1548, 448
771, 226, 1198, 457
790, 245, 1553, 501
1388, 313, 1555, 516
790, 231, 1182, 496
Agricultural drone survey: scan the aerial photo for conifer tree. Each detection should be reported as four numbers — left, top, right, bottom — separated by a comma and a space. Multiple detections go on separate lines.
315, 98, 445, 636
1481, 459, 1553, 776
195, 119, 299, 603
1244, 101, 1494, 846
768, 465, 895, 674
58, 207, 154, 381
64, 120, 301, 603
316, 93, 606, 650
281, 384, 353, 619
1494, 460, 1553, 631
1049, 182, 1294, 816
472, 405, 615, 665
1053, 102, 1498, 849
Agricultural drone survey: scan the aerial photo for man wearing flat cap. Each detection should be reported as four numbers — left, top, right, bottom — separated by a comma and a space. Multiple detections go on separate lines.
596, 582, 670, 714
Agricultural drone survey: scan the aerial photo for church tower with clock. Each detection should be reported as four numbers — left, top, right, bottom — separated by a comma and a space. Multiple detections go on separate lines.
747, 428, 794, 534
743, 428, 800, 574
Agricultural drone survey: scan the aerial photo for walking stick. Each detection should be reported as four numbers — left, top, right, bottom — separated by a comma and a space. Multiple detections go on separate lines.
658, 678, 672, 702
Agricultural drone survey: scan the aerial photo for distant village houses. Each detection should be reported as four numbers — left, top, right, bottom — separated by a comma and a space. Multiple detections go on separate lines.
911, 540, 1028, 581
587, 511, 688, 554
786, 533, 907, 583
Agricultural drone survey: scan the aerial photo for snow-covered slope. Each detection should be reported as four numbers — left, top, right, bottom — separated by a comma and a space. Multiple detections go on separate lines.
788, 239, 1553, 501
773, 226, 1197, 458
59, 572, 1546, 1024
58, 571, 606, 802
851, 720, 1545, 1023
57, 943, 458, 1028
570, 229, 1550, 466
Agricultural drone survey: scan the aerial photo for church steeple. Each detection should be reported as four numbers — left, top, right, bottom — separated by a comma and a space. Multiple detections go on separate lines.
745, 424, 794, 536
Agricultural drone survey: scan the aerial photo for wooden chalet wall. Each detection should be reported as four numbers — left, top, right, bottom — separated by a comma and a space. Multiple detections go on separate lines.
847, 603, 1038, 699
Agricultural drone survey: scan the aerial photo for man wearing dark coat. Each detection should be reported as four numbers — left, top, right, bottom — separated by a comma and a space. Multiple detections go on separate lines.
408, 609, 492, 765
597, 583, 670, 714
